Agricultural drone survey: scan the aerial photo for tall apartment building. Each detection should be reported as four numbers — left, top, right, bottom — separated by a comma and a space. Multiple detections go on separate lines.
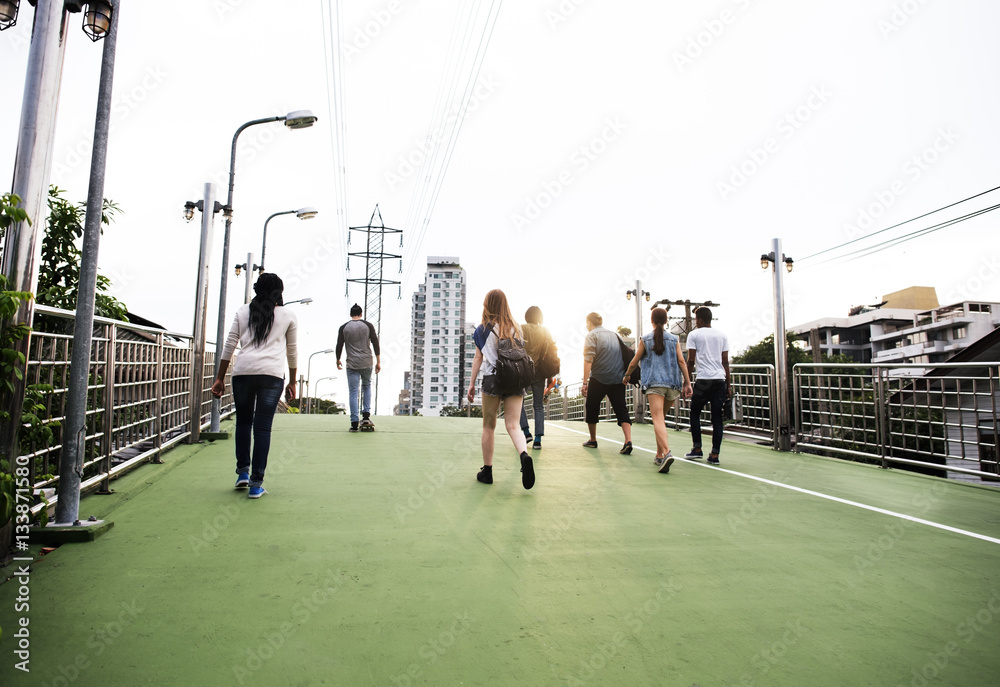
407, 257, 472, 416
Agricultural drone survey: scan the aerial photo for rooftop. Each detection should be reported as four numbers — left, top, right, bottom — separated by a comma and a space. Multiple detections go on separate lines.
2, 416, 999, 686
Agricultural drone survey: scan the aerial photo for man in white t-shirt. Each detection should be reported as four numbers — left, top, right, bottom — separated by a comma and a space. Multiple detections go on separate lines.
684, 307, 730, 465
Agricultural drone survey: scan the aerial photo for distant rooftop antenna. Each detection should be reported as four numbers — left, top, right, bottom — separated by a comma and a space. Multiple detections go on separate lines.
346, 205, 403, 414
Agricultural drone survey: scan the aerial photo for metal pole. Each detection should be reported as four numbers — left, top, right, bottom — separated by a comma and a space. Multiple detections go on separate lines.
633, 279, 644, 423
243, 252, 253, 305
55, 1, 119, 525
260, 210, 293, 272
771, 238, 791, 451
211, 116, 283, 432
1, 0, 70, 464
187, 183, 217, 444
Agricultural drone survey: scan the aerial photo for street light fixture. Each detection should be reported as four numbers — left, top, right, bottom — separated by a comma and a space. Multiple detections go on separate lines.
0, 0, 19, 30
285, 297, 314, 306
259, 206, 318, 272
82, 0, 112, 40
209, 109, 318, 433
306, 349, 335, 414
184, 198, 225, 223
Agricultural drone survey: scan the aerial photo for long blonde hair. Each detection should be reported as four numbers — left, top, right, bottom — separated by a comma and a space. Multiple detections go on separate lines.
481, 289, 522, 340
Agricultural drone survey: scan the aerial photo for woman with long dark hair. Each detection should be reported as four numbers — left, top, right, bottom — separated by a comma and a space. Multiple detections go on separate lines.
466, 289, 535, 489
623, 307, 692, 473
211, 272, 298, 498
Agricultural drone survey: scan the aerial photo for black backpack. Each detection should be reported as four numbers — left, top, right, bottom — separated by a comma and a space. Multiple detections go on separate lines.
490, 325, 535, 394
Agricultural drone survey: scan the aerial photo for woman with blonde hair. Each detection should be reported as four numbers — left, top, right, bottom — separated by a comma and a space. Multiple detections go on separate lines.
466, 289, 535, 489
623, 307, 692, 473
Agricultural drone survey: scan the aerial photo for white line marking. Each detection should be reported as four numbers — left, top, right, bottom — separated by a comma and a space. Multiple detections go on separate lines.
548, 422, 1000, 546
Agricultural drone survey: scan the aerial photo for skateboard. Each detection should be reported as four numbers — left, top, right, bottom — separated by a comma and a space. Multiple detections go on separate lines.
360, 418, 375, 432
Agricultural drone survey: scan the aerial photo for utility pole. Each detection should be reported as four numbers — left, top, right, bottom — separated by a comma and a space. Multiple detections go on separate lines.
651, 299, 721, 348
346, 205, 402, 415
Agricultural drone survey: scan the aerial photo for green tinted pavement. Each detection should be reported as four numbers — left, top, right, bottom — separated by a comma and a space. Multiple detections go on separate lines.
2, 415, 1000, 686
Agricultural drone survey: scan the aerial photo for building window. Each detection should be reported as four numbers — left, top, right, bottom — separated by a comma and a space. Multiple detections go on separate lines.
954, 326, 968, 340
432, 348, 440, 354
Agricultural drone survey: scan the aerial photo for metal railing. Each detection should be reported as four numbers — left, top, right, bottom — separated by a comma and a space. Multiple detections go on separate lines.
524, 364, 778, 446
794, 362, 999, 482
17, 305, 234, 508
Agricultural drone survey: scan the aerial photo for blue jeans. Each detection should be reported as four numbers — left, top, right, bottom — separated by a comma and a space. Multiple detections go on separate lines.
232, 375, 284, 488
347, 367, 372, 422
689, 379, 727, 454
519, 379, 546, 438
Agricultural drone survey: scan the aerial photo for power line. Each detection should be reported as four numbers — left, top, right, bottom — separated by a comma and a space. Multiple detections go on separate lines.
811, 202, 1000, 266
799, 184, 1000, 262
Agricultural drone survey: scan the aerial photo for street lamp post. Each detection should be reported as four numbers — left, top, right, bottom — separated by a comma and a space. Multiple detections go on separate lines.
761, 238, 794, 451
184, 184, 224, 444
314, 376, 337, 412
625, 281, 650, 424
306, 349, 335, 414
1, 0, 111, 468
210, 110, 318, 433
259, 206, 317, 273
53, 0, 118, 525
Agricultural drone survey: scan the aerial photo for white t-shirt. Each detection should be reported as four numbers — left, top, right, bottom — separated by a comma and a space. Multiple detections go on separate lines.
686, 327, 728, 380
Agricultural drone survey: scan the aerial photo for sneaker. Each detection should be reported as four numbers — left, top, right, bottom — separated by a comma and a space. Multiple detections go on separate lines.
524, 433, 533, 444
658, 453, 675, 474
582, 440, 598, 448
520, 452, 535, 490
707, 454, 720, 466
235, 472, 249, 489
349, 421, 359, 432
619, 441, 633, 455
532, 439, 542, 450
248, 485, 267, 499
477, 465, 493, 484
684, 448, 703, 460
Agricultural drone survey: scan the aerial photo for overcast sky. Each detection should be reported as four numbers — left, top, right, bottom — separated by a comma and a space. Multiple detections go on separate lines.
3, 0, 999, 413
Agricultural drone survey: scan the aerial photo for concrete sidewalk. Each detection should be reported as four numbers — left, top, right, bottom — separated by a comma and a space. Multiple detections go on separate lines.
2, 415, 999, 686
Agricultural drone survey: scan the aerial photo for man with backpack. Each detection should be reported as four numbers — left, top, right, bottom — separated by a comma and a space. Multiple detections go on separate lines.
581, 312, 633, 455
519, 306, 558, 450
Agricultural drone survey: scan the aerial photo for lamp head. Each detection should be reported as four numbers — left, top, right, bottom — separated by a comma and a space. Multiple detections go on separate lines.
234, 264, 243, 277
784, 257, 794, 273
183, 201, 197, 223
82, 0, 112, 41
760, 254, 771, 270
0, 0, 19, 30
626, 291, 632, 301
296, 206, 318, 220
284, 110, 318, 130
645, 292, 650, 302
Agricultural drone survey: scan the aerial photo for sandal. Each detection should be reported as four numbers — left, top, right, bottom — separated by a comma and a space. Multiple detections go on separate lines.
582, 440, 598, 448
619, 441, 633, 455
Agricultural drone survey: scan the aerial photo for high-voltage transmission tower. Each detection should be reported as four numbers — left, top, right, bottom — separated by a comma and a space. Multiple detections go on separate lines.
346, 205, 402, 413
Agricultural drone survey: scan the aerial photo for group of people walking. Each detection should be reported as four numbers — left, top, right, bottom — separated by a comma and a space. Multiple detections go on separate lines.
210, 275, 731, 499
468, 290, 731, 490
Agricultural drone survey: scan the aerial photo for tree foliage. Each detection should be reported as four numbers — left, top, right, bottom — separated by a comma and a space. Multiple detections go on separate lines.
36, 186, 128, 322
439, 404, 483, 418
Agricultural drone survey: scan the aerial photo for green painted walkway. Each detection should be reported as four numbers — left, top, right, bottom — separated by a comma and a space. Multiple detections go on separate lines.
2, 416, 1000, 687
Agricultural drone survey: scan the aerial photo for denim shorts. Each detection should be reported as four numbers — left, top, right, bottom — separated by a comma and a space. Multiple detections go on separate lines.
645, 386, 681, 401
